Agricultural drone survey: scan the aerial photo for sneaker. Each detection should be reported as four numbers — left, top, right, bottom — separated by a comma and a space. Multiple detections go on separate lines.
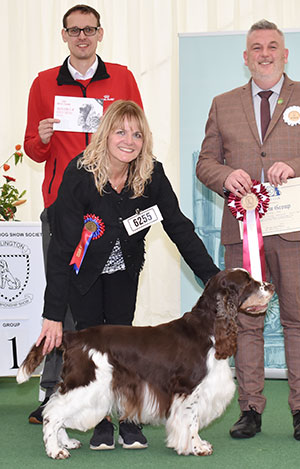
118, 420, 148, 449
90, 418, 115, 450
28, 397, 49, 424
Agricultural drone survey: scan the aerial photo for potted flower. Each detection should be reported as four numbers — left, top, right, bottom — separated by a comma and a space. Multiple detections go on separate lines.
0, 145, 26, 221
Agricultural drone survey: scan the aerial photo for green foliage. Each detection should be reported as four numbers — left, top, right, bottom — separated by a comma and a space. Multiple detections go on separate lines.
0, 145, 26, 221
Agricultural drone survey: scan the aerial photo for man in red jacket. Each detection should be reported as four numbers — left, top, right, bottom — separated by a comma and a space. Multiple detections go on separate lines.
25, 5, 142, 210
24, 4, 143, 449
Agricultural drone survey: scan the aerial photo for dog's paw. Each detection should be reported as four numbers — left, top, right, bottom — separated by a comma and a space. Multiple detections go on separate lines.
192, 439, 213, 456
64, 438, 81, 450
47, 448, 71, 460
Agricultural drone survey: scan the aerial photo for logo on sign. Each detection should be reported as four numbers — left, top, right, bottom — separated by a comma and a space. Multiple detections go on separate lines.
0, 240, 33, 307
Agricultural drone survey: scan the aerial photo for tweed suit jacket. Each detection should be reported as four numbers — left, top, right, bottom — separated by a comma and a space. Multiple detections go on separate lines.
197, 74, 300, 245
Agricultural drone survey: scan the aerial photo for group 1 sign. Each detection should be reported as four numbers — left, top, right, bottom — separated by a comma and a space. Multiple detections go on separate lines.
0, 222, 45, 376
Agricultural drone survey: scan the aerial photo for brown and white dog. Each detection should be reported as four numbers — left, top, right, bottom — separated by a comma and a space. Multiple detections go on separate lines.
17, 268, 274, 459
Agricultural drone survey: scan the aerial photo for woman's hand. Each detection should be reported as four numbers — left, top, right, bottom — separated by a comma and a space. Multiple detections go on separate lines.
36, 318, 63, 355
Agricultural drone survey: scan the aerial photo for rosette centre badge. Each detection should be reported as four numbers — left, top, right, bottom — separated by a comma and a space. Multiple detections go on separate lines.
240, 193, 259, 211
283, 106, 300, 126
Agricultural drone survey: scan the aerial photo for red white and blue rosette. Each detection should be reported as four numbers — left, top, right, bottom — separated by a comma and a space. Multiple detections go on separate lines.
228, 181, 269, 281
69, 214, 105, 274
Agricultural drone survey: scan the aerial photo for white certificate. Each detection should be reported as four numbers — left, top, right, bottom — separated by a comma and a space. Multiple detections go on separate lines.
53, 96, 103, 133
239, 177, 300, 238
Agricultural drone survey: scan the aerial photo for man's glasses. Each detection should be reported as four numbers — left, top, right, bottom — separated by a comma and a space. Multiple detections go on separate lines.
64, 26, 100, 37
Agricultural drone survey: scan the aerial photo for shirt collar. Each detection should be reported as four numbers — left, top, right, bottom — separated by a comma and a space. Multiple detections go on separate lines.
251, 74, 284, 97
67, 56, 98, 80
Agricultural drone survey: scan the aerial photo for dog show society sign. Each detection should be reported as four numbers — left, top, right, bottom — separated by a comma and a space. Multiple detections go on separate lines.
0, 222, 45, 376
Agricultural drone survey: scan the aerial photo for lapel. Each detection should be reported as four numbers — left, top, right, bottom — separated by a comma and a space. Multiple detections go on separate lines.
240, 81, 261, 145
264, 74, 295, 141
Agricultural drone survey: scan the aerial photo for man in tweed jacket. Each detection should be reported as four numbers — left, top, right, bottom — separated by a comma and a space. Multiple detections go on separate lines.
197, 19, 300, 440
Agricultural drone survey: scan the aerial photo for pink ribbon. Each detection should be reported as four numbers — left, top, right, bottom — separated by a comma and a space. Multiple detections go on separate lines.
228, 181, 269, 281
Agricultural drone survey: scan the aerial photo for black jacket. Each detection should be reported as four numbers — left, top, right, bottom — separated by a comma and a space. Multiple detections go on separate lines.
43, 156, 219, 321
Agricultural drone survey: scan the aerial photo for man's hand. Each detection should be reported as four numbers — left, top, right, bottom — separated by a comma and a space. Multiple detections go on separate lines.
267, 162, 295, 186
224, 169, 253, 197
36, 318, 63, 355
38, 118, 60, 144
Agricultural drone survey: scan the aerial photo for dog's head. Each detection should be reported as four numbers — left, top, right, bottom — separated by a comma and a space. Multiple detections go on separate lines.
202, 268, 275, 359
206, 268, 275, 316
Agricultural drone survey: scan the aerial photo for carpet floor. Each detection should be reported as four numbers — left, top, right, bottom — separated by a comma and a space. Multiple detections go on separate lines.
1, 376, 299, 468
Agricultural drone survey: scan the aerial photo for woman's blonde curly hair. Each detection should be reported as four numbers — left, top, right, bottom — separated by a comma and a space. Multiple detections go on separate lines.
78, 100, 155, 198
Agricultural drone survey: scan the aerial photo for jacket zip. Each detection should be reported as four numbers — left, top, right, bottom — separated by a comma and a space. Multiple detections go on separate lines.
48, 158, 57, 194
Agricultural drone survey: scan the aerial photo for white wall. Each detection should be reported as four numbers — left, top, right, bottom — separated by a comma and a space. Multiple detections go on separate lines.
1, 0, 300, 325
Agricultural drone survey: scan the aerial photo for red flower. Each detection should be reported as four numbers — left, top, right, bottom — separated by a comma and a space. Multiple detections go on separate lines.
3, 164, 10, 171
3, 175, 16, 182
15, 144, 22, 151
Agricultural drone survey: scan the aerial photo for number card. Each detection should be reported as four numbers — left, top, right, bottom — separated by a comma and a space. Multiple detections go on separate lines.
123, 205, 163, 236
0, 319, 30, 375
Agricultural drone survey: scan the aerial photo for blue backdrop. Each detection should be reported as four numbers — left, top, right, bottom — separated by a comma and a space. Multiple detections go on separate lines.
179, 30, 300, 377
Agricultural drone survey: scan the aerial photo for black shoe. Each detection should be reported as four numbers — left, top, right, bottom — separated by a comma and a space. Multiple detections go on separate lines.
28, 397, 49, 424
118, 421, 148, 449
293, 411, 300, 440
230, 408, 261, 439
90, 418, 115, 450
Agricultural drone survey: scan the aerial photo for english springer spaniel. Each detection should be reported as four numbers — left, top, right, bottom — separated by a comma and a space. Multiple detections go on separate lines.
17, 268, 274, 459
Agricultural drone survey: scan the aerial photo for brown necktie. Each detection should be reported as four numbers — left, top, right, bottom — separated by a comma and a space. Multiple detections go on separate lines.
258, 90, 273, 141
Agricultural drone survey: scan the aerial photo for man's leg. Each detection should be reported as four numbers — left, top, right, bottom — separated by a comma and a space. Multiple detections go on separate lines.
263, 236, 300, 439
225, 243, 266, 438
28, 208, 75, 424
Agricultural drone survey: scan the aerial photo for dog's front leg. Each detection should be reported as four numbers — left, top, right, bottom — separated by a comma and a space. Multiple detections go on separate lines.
58, 428, 82, 450
166, 393, 213, 456
166, 414, 213, 456
43, 417, 70, 459
190, 431, 213, 456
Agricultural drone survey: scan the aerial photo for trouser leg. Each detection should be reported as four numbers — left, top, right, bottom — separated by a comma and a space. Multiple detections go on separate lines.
225, 243, 266, 413
39, 208, 75, 396
263, 236, 300, 413
226, 236, 300, 415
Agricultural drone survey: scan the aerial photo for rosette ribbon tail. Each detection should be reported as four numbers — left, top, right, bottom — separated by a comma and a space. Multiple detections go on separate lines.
69, 214, 105, 274
69, 226, 94, 274
242, 210, 266, 282
228, 180, 269, 283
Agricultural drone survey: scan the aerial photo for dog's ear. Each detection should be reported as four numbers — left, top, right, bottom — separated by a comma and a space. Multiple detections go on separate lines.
214, 291, 238, 360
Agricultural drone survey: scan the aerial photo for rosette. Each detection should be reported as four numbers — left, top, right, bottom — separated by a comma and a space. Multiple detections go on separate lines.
83, 213, 106, 239
283, 106, 300, 126
69, 214, 106, 274
228, 180, 269, 281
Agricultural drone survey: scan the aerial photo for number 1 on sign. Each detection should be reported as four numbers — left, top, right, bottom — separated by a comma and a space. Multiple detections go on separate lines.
8, 337, 19, 369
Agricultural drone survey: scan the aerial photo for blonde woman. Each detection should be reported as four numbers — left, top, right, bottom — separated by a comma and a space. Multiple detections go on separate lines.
36, 100, 219, 451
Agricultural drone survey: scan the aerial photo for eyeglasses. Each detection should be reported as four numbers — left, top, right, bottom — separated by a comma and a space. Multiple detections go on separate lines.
64, 26, 100, 37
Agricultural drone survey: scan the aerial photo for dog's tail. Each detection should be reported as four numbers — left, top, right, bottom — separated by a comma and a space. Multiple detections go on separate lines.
16, 339, 47, 384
